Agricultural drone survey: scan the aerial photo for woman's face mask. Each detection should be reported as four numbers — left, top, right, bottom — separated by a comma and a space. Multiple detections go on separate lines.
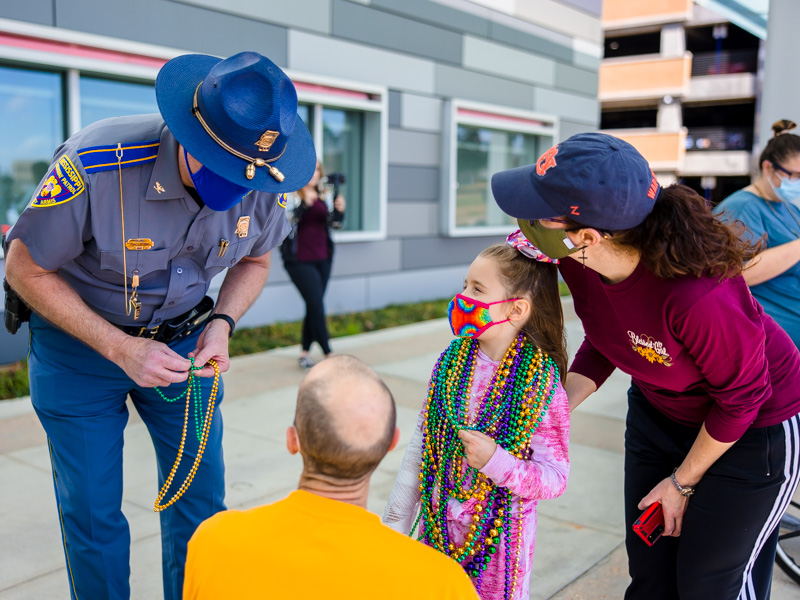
447, 293, 519, 338
769, 162, 800, 202
517, 219, 583, 260
185, 149, 252, 211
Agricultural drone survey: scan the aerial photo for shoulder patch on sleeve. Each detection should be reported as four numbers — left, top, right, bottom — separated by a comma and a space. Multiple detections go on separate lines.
31, 156, 85, 207
277, 193, 287, 208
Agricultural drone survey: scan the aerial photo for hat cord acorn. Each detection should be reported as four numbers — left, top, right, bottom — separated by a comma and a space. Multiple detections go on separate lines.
191, 83, 286, 182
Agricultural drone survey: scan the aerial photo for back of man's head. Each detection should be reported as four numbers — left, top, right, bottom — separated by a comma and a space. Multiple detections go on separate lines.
293, 355, 396, 480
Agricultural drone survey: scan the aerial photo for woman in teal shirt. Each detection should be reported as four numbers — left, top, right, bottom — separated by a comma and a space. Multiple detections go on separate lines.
714, 119, 800, 347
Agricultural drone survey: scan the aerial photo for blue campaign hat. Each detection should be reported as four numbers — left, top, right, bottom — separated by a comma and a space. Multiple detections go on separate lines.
491, 132, 660, 231
156, 51, 316, 193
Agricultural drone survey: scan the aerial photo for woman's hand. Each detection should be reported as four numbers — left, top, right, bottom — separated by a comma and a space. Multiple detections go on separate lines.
638, 477, 689, 537
334, 194, 346, 212
458, 429, 497, 470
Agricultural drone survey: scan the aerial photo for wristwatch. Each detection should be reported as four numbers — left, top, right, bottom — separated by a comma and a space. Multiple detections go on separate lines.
207, 313, 235, 338
670, 468, 696, 497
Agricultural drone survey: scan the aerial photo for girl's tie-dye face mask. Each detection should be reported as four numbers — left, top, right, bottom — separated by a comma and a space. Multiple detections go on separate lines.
447, 293, 519, 338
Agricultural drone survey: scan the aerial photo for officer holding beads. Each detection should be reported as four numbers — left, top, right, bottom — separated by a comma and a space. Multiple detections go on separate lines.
3, 51, 316, 600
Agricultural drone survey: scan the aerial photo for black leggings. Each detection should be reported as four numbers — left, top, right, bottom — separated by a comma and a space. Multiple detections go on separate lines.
624, 383, 800, 600
284, 259, 333, 355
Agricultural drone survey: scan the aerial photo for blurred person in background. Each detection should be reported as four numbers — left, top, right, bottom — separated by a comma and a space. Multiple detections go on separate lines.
714, 119, 800, 347
280, 160, 345, 369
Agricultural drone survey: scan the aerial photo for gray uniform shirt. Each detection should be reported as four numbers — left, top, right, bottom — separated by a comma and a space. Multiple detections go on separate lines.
7, 114, 290, 327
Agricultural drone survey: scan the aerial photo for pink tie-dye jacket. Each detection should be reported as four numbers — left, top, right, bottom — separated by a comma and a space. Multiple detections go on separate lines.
384, 348, 570, 600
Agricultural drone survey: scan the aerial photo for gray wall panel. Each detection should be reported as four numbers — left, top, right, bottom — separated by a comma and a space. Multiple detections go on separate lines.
535, 87, 598, 125
573, 51, 601, 71
489, 22, 572, 64
463, 35, 555, 87
388, 129, 440, 167
330, 240, 402, 277
372, 0, 489, 37
289, 30, 436, 95
559, 0, 603, 17
332, 0, 462, 65
555, 63, 599, 96
388, 90, 402, 127
401, 93, 442, 133
387, 202, 439, 238
388, 166, 440, 202
435, 64, 534, 111
171, 0, 330, 35
55, 0, 288, 63
557, 119, 595, 142
0, 0, 54, 26
557, 0, 602, 18
366, 264, 464, 309
401, 235, 498, 270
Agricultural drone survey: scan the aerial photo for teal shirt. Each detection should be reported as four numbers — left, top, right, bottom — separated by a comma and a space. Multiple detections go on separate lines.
714, 188, 800, 347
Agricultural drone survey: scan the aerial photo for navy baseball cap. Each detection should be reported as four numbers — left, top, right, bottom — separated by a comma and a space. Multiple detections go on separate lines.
491, 132, 660, 231
156, 51, 316, 194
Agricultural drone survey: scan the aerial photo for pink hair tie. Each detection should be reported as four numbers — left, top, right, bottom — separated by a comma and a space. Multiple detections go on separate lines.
505, 229, 559, 264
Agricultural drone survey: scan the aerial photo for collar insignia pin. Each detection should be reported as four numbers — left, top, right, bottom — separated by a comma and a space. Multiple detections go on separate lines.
154, 182, 165, 194
255, 130, 279, 152
235, 216, 251, 238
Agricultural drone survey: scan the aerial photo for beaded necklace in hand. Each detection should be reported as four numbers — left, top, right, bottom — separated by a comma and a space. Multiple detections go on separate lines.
412, 332, 558, 599
153, 358, 220, 512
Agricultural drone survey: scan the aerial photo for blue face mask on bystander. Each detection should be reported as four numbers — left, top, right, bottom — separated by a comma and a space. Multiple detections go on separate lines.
184, 149, 251, 211
769, 162, 800, 203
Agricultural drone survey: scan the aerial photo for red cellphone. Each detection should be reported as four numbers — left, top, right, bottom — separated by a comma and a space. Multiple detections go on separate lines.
633, 502, 664, 546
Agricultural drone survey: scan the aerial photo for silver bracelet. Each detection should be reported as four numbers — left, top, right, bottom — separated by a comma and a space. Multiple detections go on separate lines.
670, 468, 696, 497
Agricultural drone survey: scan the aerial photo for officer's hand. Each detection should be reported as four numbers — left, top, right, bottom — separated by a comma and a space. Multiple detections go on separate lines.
116, 337, 192, 388
189, 320, 231, 377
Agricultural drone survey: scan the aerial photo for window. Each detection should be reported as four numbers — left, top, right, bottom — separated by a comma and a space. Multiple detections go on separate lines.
294, 77, 386, 240
443, 101, 557, 236
0, 65, 64, 226
79, 77, 158, 126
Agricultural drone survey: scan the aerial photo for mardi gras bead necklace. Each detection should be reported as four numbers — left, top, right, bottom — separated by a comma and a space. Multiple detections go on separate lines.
153, 358, 219, 512
412, 332, 558, 599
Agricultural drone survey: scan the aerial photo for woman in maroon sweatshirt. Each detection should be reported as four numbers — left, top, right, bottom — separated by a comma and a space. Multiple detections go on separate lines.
492, 132, 800, 600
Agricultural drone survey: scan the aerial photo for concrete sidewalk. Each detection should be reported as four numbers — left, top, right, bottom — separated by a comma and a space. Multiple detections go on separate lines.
0, 313, 796, 598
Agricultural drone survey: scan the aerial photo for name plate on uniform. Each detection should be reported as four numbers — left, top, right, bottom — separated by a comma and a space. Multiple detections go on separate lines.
126, 238, 154, 251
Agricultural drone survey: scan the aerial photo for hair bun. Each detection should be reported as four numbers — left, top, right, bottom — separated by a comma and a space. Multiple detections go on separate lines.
772, 119, 798, 137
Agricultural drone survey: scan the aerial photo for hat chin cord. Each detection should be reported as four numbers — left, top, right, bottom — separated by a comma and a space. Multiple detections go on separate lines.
191, 83, 286, 182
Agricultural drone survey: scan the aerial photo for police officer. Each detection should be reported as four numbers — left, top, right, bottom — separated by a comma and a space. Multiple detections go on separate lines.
4, 52, 316, 600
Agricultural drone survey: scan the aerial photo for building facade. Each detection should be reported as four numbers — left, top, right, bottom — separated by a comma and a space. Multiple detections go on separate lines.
599, 0, 767, 203
0, 0, 602, 364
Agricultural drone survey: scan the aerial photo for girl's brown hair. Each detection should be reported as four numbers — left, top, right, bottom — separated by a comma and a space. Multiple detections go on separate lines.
567, 184, 761, 281
479, 244, 568, 376
759, 119, 800, 166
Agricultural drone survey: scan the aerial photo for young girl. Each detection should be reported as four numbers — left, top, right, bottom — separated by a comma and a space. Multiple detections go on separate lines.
383, 231, 570, 600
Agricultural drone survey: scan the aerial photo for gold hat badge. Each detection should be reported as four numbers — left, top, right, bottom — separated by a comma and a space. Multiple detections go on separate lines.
255, 130, 279, 152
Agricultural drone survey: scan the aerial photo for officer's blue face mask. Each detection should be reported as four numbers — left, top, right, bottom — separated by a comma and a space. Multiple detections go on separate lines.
184, 149, 251, 211
769, 162, 800, 203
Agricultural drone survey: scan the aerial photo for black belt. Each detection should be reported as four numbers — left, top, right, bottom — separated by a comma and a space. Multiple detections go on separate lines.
113, 296, 214, 344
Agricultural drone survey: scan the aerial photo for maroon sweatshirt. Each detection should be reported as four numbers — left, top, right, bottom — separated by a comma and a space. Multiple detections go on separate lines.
561, 257, 800, 442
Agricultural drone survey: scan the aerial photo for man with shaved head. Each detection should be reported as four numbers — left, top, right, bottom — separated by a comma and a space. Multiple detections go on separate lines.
183, 355, 478, 600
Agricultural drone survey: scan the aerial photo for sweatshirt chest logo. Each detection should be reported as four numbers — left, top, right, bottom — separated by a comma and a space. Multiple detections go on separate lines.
628, 331, 673, 367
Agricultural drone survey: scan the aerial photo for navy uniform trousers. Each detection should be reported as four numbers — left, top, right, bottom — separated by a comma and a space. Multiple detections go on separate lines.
28, 314, 226, 600
624, 383, 800, 600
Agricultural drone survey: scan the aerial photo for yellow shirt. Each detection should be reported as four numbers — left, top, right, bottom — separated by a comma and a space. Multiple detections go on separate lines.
184, 490, 479, 599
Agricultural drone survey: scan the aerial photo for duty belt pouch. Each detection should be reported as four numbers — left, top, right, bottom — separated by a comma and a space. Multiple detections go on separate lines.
161, 296, 214, 343
2, 234, 32, 335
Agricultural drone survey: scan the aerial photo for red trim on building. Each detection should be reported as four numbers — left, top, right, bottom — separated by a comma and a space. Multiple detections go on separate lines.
0, 32, 168, 68
457, 107, 550, 128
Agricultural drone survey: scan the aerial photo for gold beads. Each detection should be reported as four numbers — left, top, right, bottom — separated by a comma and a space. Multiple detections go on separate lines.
153, 359, 220, 512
